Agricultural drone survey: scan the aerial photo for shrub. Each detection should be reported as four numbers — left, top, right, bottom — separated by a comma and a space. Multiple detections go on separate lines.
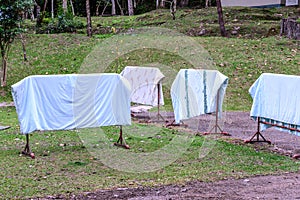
36, 14, 84, 34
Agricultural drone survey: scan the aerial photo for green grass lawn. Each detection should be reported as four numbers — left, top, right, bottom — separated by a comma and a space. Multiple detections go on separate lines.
1, 108, 299, 199
2, 33, 298, 110
0, 6, 299, 199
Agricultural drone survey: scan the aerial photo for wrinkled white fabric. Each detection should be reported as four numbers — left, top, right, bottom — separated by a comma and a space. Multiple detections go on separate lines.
12, 73, 131, 134
120, 66, 165, 106
249, 73, 300, 135
171, 69, 228, 123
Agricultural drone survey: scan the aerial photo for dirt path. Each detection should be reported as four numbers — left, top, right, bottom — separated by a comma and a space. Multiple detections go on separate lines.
196, 111, 300, 158
63, 111, 300, 200
70, 172, 300, 200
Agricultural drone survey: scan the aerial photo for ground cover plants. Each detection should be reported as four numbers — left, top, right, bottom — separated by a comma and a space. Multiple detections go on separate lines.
0, 106, 299, 199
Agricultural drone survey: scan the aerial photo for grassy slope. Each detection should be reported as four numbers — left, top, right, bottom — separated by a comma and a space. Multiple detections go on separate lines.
0, 6, 299, 199
1, 7, 299, 110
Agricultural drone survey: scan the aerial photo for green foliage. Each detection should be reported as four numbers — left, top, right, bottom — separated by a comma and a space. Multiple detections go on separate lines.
0, 0, 34, 86
36, 14, 84, 34
56, 14, 84, 33
189, 0, 217, 8
2, 7, 299, 110
134, 2, 156, 15
42, 17, 51, 24
0, 0, 34, 43
94, 33, 114, 39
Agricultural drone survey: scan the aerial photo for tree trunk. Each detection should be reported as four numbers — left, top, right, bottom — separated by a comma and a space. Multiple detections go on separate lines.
30, 9, 35, 20
43, 0, 48, 13
160, 0, 165, 8
20, 34, 27, 61
128, 0, 134, 16
51, 0, 54, 18
18, 23, 27, 61
205, 0, 211, 7
101, 1, 109, 16
112, 0, 116, 15
62, 0, 68, 13
179, 0, 189, 7
35, 0, 47, 27
280, 18, 300, 40
1, 50, 8, 87
216, 0, 227, 37
116, 0, 124, 15
96, 1, 100, 16
36, 2, 41, 17
69, 0, 75, 15
86, 0, 92, 37
170, 0, 176, 20
35, 1, 42, 26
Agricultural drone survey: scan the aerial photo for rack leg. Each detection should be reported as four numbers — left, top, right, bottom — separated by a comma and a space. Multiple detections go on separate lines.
244, 131, 272, 144
155, 83, 168, 123
293, 154, 300, 159
244, 117, 271, 144
22, 134, 35, 159
114, 126, 130, 149
203, 89, 229, 136
203, 123, 230, 136
165, 119, 188, 128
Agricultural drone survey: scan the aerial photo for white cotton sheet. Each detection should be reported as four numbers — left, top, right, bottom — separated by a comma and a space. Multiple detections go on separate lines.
12, 73, 131, 134
249, 73, 300, 134
171, 69, 228, 123
120, 66, 165, 106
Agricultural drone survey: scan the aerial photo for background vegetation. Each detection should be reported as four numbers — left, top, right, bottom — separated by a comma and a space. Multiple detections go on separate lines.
1, 7, 299, 110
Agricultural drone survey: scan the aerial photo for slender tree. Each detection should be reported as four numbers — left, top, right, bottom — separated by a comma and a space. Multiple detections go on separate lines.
35, 0, 42, 26
205, 0, 211, 7
128, 0, 134, 16
70, 0, 75, 16
18, 24, 27, 61
99, 0, 111, 16
51, 0, 54, 18
216, 0, 227, 37
112, 0, 116, 15
96, 0, 102, 16
0, 0, 34, 86
116, 0, 124, 15
43, 0, 48, 14
35, 0, 49, 27
179, 0, 189, 7
63, 0, 68, 13
156, 0, 160, 8
160, 0, 165, 8
170, 0, 176, 20
86, 0, 92, 37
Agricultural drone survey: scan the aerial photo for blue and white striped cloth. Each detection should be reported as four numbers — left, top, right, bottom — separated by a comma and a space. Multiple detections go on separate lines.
171, 69, 228, 123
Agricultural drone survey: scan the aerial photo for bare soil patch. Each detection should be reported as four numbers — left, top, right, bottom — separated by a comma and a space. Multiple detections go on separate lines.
69, 172, 300, 200
43, 111, 300, 200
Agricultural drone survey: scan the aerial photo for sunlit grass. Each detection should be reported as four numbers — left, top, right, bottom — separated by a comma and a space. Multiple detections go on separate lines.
0, 106, 299, 199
